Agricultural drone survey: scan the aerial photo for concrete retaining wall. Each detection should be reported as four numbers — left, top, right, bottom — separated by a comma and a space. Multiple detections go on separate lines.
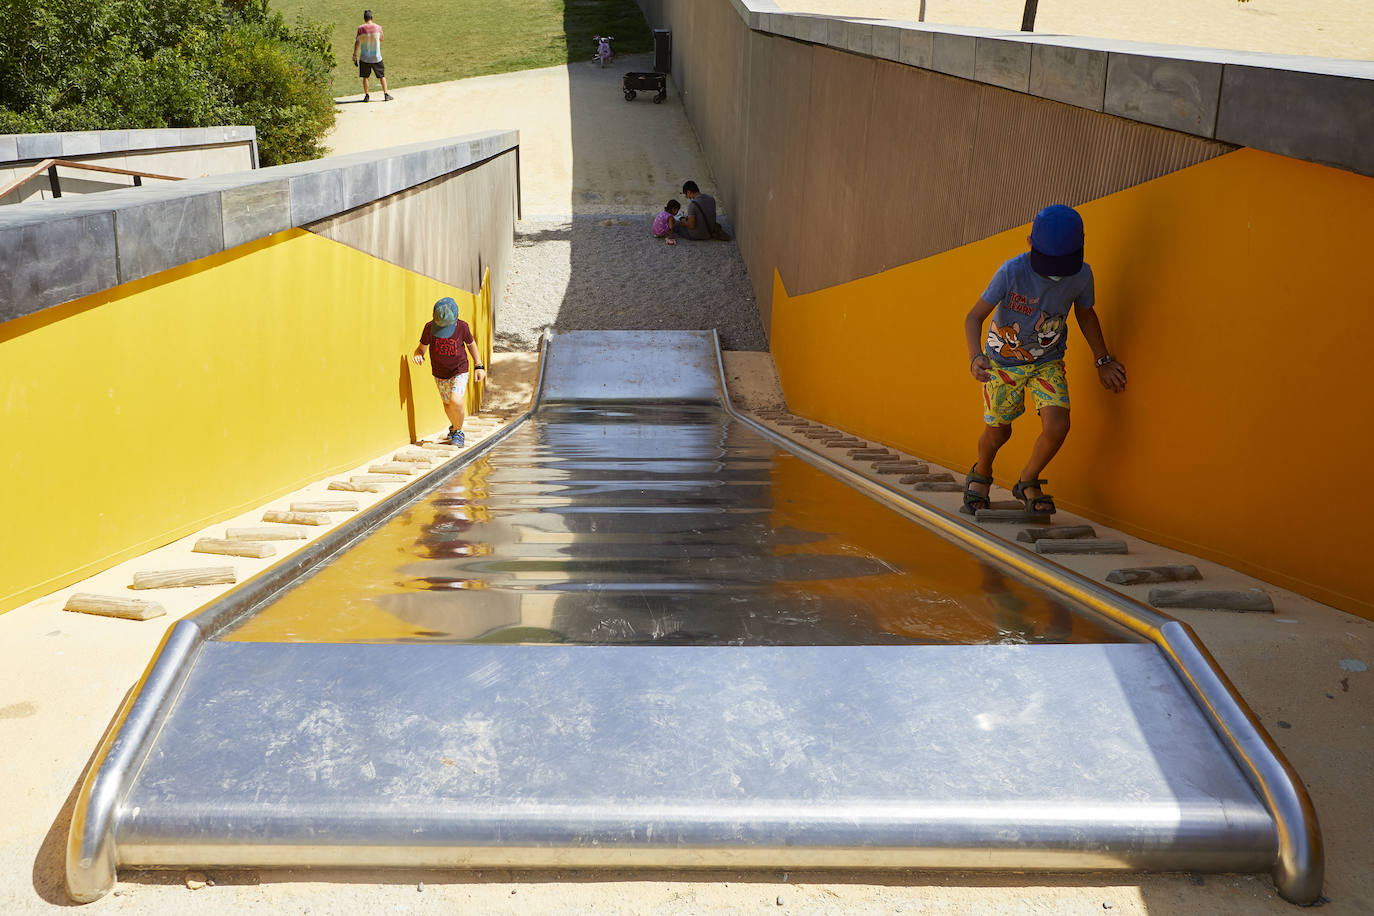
0, 130, 519, 323
310, 151, 518, 326
640, 1, 1374, 324
0, 127, 258, 206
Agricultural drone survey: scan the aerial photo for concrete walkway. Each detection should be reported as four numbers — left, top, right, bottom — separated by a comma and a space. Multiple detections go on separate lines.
780, 0, 1374, 60
328, 53, 717, 218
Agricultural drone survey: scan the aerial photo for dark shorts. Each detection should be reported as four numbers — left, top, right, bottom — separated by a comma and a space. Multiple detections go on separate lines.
359, 60, 385, 78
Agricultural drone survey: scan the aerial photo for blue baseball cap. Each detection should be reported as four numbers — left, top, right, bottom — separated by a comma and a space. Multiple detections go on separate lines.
432, 297, 459, 338
1029, 204, 1084, 277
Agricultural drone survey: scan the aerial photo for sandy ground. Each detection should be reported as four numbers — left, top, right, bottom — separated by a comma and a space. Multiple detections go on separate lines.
780, 0, 1374, 60
2, 18, 1371, 916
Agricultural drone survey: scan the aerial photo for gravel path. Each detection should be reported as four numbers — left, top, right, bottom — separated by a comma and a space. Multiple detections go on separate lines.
497, 213, 767, 352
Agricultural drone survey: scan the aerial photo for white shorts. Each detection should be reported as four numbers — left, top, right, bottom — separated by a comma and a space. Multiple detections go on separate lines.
434, 372, 468, 405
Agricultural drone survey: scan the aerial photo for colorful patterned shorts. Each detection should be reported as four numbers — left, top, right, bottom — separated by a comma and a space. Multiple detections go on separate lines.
434, 372, 469, 405
982, 360, 1069, 426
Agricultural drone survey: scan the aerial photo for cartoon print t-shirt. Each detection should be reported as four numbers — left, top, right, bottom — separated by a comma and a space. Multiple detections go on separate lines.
981, 252, 1094, 368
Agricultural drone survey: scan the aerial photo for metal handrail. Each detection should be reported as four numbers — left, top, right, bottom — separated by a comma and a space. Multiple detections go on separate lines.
707, 329, 1321, 905
0, 157, 183, 200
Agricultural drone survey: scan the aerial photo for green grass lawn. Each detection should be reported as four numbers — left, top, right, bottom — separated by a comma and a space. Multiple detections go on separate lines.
275, 0, 653, 97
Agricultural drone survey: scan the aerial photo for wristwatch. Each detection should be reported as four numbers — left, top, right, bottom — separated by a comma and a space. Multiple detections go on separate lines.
1094, 354, 1115, 368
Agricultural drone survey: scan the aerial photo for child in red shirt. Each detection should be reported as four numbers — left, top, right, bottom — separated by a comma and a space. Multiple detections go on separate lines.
412, 297, 486, 446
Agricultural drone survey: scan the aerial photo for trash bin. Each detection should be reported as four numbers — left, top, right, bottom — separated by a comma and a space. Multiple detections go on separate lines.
653, 29, 672, 73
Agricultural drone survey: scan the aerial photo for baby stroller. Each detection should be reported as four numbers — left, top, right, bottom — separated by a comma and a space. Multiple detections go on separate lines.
593, 35, 615, 67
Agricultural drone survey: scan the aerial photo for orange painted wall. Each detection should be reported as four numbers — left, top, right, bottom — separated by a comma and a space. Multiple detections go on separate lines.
771, 148, 1373, 618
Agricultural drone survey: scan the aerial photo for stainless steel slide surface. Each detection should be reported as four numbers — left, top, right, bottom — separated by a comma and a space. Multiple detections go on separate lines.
67, 330, 1320, 902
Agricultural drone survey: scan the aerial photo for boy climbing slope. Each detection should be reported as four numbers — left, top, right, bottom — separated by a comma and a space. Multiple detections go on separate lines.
413, 297, 486, 446
963, 204, 1127, 516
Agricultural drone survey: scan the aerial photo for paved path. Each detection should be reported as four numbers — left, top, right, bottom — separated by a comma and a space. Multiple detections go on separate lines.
781, 0, 1374, 60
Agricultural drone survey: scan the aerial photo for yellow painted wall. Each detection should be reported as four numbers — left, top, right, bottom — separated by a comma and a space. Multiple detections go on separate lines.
0, 228, 491, 614
771, 148, 1373, 619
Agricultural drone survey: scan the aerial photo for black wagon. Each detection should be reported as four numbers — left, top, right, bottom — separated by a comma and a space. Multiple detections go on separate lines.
623, 71, 667, 103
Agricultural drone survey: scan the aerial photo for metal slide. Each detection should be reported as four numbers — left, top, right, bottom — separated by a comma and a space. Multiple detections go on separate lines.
67, 331, 1321, 903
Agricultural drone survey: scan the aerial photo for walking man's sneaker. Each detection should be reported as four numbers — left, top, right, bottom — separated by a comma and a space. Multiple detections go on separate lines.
449, 428, 465, 447
363, 93, 370, 102
383, 92, 394, 101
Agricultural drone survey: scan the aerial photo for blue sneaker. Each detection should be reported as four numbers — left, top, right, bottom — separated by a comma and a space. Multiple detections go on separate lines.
449, 428, 465, 447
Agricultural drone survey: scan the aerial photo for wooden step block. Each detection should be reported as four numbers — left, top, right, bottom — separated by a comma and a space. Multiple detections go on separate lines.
226, 526, 309, 541
329, 480, 386, 493
974, 507, 1052, 524
351, 474, 402, 485
262, 510, 331, 526
874, 461, 928, 474
911, 481, 963, 492
1106, 565, 1203, 585
848, 449, 895, 459
368, 462, 417, 475
1035, 538, 1127, 555
900, 472, 955, 484
802, 430, 843, 439
194, 538, 276, 559
823, 439, 864, 448
1149, 587, 1273, 612
1017, 525, 1097, 542
290, 499, 359, 514
131, 567, 236, 590
64, 593, 166, 621
394, 448, 441, 463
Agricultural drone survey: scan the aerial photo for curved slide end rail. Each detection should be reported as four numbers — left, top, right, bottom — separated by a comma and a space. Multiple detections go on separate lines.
65, 336, 550, 902
708, 331, 1324, 905
66, 619, 207, 903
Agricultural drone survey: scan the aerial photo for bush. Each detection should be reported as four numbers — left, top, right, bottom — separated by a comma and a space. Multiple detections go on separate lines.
0, 0, 334, 165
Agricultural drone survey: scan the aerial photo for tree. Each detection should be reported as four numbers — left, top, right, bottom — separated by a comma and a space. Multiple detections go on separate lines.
0, 0, 335, 165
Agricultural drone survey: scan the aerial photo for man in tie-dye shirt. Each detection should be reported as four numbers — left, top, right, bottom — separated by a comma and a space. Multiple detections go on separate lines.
352, 10, 392, 102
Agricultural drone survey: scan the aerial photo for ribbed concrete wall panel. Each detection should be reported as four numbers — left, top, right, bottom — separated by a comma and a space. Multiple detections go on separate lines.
709, 0, 753, 220
857, 62, 980, 282
308, 151, 517, 320
794, 48, 879, 298
741, 35, 816, 328
645, 0, 1235, 310
961, 89, 1231, 253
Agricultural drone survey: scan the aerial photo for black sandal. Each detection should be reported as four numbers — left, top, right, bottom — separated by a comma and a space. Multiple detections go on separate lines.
1012, 478, 1056, 515
962, 465, 993, 514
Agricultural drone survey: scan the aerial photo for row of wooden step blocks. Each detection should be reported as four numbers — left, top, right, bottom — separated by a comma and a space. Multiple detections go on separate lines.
64, 443, 464, 621
752, 408, 958, 490
751, 408, 1273, 612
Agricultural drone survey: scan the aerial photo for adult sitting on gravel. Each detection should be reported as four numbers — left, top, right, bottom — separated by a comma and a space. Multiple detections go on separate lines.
674, 180, 719, 241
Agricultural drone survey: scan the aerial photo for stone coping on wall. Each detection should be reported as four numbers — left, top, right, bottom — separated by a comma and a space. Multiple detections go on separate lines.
0, 130, 519, 324
701, 0, 1373, 178
0, 126, 258, 166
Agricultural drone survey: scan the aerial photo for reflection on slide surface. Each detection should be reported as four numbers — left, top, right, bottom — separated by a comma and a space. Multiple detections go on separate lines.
227, 405, 1135, 646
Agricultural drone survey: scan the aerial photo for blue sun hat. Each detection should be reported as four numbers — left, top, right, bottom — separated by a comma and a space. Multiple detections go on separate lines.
1029, 204, 1085, 277
432, 297, 459, 338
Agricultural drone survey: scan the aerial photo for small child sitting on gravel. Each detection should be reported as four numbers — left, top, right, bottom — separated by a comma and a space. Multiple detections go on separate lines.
652, 200, 680, 245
